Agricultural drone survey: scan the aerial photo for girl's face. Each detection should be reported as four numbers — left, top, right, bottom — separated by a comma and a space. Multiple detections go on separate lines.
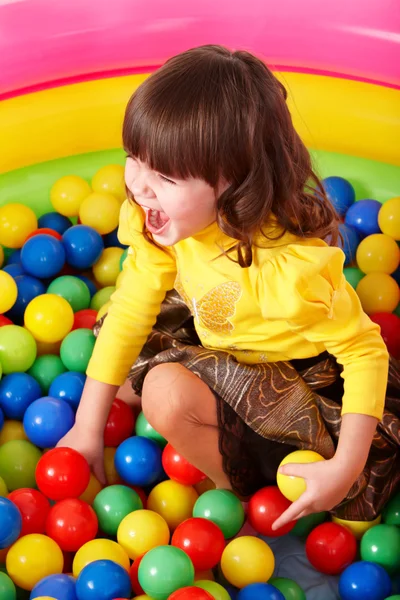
125, 157, 226, 246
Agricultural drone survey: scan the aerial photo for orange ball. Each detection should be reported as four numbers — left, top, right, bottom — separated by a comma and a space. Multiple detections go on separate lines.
356, 272, 400, 314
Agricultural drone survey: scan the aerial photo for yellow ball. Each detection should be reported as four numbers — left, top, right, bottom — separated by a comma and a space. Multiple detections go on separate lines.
6, 534, 63, 590
0, 271, 18, 313
0, 475, 8, 496
93, 247, 124, 287
79, 473, 103, 505
356, 233, 400, 274
194, 581, 229, 599
92, 164, 126, 202
356, 272, 400, 314
0, 203, 37, 248
332, 514, 382, 540
79, 192, 120, 235
0, 420, 28, 445
117, 509, 170, 560
220, 536, 275, 589
0, 245, 4, 268
24, 294, 74, 343
277, 450, 325, 502
72, 538, 130, 577
147, 480, 198, 531
104, 447, 122, 485
378, 196, 400, 240
31, 597, 56, 600
50, 175, 91, 217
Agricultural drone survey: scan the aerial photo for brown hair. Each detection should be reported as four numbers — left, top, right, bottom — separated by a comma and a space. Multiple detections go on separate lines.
123, 45, 339, 267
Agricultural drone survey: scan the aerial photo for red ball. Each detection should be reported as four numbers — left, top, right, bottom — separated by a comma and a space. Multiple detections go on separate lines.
35, 447, 91, 501
129, 554, 145, 595
73, 308, 98, 331
104, 398, 135, 447
0, 315, 13, 327
46, 498, 98, 552
248, 486, 296, 537
171, 517, 225, 571
7, 488, 51, 536
25, 228, 62, 241
162, 444, 206, 486
168, 588, 213, 599
305, 522, 357, 575
370, 312, 400, 358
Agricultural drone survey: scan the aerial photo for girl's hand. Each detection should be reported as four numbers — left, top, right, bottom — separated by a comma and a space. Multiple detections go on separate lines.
56, 424, 106, 485
271, 458, 357, 530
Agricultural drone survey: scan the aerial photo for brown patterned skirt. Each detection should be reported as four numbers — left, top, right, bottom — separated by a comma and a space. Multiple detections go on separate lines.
96, 290, 400, 521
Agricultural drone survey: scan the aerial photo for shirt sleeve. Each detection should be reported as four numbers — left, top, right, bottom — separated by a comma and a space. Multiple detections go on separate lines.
257, 243, 389, 420
86, 200, 177, 386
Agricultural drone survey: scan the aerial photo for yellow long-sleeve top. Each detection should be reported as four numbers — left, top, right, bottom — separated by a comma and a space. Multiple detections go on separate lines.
87, 200, 389, 420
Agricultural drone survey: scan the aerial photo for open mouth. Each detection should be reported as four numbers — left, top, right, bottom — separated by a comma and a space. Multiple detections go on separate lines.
145, 208, 171, 235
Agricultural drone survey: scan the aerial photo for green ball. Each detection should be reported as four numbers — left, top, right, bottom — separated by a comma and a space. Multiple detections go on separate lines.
60, 328, 96, 372
382, 491, 400, 526
135, 412, 167, 448
93, 484, 143, 535
344, 267, 365, 289
360, 523, 400, 574
0, 572, 16, 600
385, 597, 400, 600
0, 325, 37, 374
119, 248, 128, 270
0, 440, 41, 491
28, 354, 66, 394
193, 489, 244, 539
47, 275, 91, 312
138, 545, 194, 600
269, 577, 306, 600
90, 286, 115, 312
194, 580, 231, 600
290, 511, 327, 537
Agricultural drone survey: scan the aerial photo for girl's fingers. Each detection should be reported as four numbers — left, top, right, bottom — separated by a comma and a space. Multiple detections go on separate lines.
271, 494, 311, 530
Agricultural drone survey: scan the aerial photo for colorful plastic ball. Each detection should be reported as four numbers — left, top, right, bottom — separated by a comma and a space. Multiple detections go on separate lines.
221, 536, 275, 589
0, 440, 41, 491
0, 325, 37, 374
129, 554, 145, 595
60, 328, 96, 372
103, 228, 128, 249
269, 578, 306, 600
8, 488, 50, 536
92, 247, 124, 286
343, 267, 364, 290
90, 286, 115, 311
305, 522, 357, 575
23, 397, 74, 448
356, 273, 400, 314
50, 175, 91, 217
79, 192, 120, 235
104, 446, 122, 485
194, 582, 231, 600
360, 523, 400, 574
26, 228, 63, 242
0, 497, 22, 548
171, 517, 225, 572
370, 313, 400, 358
0, 314, 13, 327
356, 233, 400, 274
117, 509, 170, 560
114, 436, 163, 487
162, 444, 206, 486
0, 372, 42, 418
0, 419, 28, 445
92, 164, 126, 202
24, 294, 74, 344
6, 533, 63, 591
290, 511, 328, 538
338, 224, 360, 266
0, 571, 16, 600
237, 583, 285, 600
75, 275, 98, 298
104, 398, 135, 447
5, 248, 22, 265
147, 480, 198, 531
72, 308, 97, 330
378, 196, 400, 240
169, 588, 214, 599
332, 515, 381, 540
35, 447, 90, 501
2, 262, 25, 278
45, 498, 98, 552
76, 559, 131, 600
382, 491, 400, 526
72, 538, 130, 577
248, 486, 296, 537
138, 545, 195, 600
62, 225, 104, 270
0, 271, 17, 313
79, 473, 103, 506
47, 276, 91, 312
6, 275, 46, 324
338, 561, 392, 600
31, 574, 77, 600
277, 450, 325, 502
135, 411, 167, 447
93, 484, 142, 536
322, 176, 355, 216
0, 475, 7, 496
0, 204, 38, 249
21, 235, 66, 279
193, 489, 245, 539
38, 212, 72, 235
345, 199, 382, 238
49, 371, 86, 411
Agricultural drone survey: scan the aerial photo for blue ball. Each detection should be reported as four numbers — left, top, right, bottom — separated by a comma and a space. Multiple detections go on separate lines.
38, 212, 73, 235
6, 249, 22, 265
31, 574, 77, 600
0, 373, 42, 419
103, 228, 128, 249
5, 275, 46, 324
0, 497, 22, 549
115, 436, 163, 486
338, 561, 392, 600
338, 224, 360, 266
62, 225, 104, 270
49, 371, 86, 411
238, 583, 285, 600
345, 199, 382, 238
21, 234, 66, 279
2, 263, 25, 277
76, 559, 131, 600
23, 396, 75, 448
75, 275, 98, 298
323, 176, 355, 216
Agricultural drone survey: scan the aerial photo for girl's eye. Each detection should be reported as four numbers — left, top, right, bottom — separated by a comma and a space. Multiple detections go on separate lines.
158, 174, 176, 185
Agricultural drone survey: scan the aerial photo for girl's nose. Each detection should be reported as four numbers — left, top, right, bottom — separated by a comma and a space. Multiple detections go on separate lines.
130, 175, 156, 199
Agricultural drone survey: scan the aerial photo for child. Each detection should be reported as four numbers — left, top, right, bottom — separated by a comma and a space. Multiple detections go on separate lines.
58, 45, 400, 529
